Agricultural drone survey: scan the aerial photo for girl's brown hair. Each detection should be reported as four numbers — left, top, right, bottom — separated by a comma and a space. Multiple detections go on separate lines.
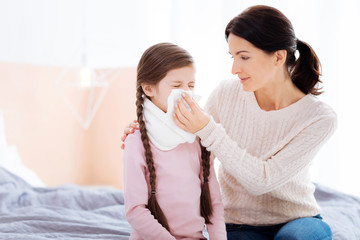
225, 5, 322, 95
136, 42, 213, 232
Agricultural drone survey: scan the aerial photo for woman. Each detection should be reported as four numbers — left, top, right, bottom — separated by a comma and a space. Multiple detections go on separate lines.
123, 5, 336, 240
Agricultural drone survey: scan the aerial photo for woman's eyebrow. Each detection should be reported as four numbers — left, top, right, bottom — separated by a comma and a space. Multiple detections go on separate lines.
229, 50, 249, 55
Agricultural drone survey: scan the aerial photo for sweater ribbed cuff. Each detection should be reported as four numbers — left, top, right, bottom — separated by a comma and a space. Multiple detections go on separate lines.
195, 117, 217, 141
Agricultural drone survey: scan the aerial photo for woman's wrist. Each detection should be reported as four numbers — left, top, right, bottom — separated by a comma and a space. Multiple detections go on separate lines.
195, 116, 217, 140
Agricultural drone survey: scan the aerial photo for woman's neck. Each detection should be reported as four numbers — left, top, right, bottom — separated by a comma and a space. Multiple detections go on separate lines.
254, 76, 306, 111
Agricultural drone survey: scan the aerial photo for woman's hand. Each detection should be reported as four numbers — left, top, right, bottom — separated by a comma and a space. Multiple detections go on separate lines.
173, 93, 210, 133
121, 120, 139, 149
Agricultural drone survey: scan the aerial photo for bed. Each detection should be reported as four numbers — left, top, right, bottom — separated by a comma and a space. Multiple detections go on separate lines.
314, 183, 360, 240
0, 167, 131, 239
0, 167, 359, 240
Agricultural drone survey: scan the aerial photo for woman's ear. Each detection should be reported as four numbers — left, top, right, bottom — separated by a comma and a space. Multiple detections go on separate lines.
274, 49, 287, 66
141, 83, 155, 97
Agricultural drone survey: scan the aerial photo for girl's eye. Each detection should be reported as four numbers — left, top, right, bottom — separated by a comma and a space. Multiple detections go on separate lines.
173, 85, 181, 88
189, 85, 195, 89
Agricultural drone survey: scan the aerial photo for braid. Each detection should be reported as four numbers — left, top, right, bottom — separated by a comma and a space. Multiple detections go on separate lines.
136, 86, 170, 232
200, 145, 213, 224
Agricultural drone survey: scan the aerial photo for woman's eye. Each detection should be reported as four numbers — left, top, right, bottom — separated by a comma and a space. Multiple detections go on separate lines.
241, 56, 249, 60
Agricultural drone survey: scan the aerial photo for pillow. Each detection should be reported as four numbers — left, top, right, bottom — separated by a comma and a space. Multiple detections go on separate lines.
0, 110, 46, 187
0, 110, 8, 161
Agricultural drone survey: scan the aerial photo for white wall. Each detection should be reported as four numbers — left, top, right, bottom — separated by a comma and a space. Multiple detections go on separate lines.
1, 0, 360, 196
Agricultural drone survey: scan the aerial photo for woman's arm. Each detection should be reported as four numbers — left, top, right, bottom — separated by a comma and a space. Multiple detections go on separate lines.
174, 86, 337, 196
197, 115, 336, 196
121, 120, 139, 149
123, 133, 175, 239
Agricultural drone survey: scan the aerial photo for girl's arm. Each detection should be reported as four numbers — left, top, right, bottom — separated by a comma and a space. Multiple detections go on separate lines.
206, 154, 227, 239
123, 132, 175, 240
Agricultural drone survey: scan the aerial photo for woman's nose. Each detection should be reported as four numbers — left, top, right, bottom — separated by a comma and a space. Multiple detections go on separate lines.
231, 60, 241, 75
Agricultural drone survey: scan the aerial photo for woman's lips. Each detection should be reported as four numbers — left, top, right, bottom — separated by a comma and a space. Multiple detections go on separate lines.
240, 77, 249, 83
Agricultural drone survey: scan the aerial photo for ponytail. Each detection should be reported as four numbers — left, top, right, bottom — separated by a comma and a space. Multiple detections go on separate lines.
290, 39, 322, 95
200, 145, 213, 224
136, 86, 170, 232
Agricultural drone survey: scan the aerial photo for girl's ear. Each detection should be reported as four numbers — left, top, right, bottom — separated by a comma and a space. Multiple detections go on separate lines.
274, 49, 287, 67
141, 83, 155, 97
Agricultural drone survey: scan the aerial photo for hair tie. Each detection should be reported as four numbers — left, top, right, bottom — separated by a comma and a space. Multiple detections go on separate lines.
151, 190, 156, 195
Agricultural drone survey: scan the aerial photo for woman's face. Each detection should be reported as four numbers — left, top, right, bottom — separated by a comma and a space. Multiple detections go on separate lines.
145, 66, 195, 112
228, 33, 278, 92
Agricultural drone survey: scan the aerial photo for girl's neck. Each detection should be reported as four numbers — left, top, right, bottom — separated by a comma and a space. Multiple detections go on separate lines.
254, 76, 306, 111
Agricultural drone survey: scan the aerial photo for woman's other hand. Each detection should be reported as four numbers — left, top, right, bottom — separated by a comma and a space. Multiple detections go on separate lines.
121, 120, 139, 149
174, 93, 210, 133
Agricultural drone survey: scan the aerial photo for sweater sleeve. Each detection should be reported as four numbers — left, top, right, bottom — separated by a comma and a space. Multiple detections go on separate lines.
196, 86, 337, 196
206, 154, 227, 239
123, 132, 175, 240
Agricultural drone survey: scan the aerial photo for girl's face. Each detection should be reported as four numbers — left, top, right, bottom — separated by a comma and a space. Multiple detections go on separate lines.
143, 65, 195, 112
228, 33, 278, 92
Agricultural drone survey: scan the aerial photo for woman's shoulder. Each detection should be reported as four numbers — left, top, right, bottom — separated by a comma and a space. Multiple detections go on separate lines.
216, 78, 241, 92
297, 95, 338, 131
210, 78, 246, 100
307, 95, 337, 119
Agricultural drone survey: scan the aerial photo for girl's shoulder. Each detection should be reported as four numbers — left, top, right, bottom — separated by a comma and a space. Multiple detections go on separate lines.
124, 130, 144, 152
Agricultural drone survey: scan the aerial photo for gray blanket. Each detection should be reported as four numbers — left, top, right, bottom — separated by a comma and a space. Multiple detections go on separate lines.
1, 167, 360, 240
0, 167, 131, 239
315, 183, 360, 240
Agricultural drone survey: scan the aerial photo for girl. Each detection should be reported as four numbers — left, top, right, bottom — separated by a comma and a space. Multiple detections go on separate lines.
123, 43, 226, 240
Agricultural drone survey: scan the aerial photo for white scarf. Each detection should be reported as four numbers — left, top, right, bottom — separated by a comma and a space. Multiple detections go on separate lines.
143, 89, 200, 151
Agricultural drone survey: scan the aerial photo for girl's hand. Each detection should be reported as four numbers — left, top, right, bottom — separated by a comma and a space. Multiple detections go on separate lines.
173, 93, 210, 133
121, 120, 139, 149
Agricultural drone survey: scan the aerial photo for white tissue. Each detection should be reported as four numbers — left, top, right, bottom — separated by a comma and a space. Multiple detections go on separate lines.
166, 89, 201, 118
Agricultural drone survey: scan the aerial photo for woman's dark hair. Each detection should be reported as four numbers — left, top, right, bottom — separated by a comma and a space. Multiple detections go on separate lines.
136, 42, 213, 232
225, 5, 322, 95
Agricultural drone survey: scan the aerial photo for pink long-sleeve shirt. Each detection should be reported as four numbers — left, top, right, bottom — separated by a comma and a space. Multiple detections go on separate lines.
123, 130, 226, 240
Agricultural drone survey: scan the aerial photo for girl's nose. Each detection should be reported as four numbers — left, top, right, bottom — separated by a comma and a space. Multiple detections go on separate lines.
182, 86, 191, 91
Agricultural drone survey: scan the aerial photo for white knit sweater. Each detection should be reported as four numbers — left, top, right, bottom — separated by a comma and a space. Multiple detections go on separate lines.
195, 79, 337, 226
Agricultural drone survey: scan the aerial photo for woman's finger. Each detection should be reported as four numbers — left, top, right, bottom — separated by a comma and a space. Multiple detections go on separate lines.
181, 93, 198, 113
177, 99, 192, 118
121, 134, 127, 142
173, 111, 188, 130
174, 103, 189, 125
130, 122, 139, 129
